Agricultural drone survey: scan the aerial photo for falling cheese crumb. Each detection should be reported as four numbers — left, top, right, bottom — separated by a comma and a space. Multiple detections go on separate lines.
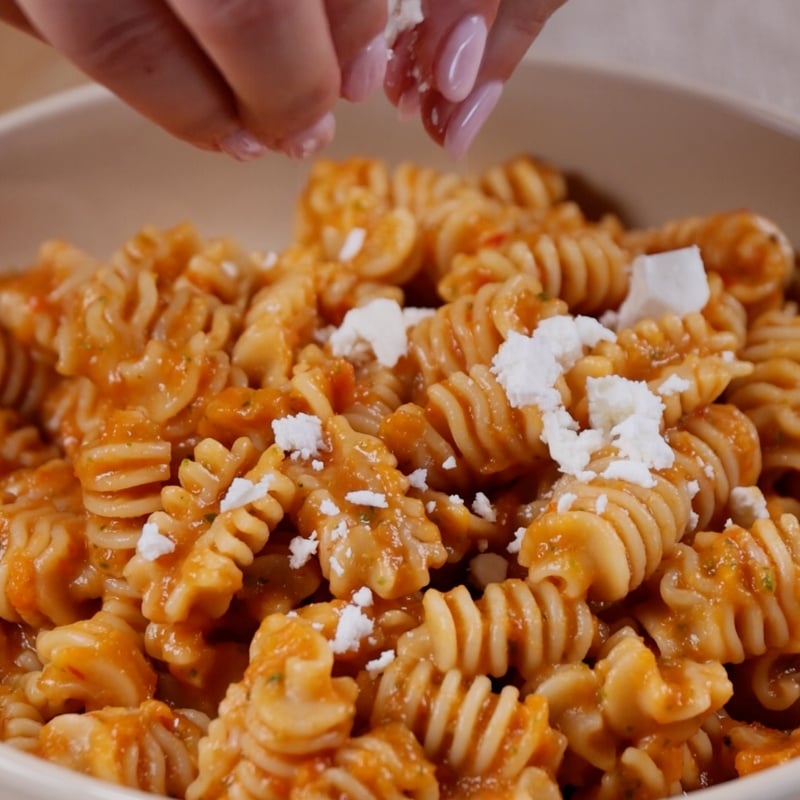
137, 521, 175, 561
345, 490, 388, 508
329, 297, 408, 367
339, 227, 366, 261
272, 413, 325, 460
407, 468, 428, 491
352, 587, 374, 607
289, 531, 318, 569
657, 373, 692, 396
365, 649, 396, 676
385, 0, 423, 46
220, 475, 274, 512
442, 456, 456, 470
507, 526, 526, 554
320, 498, 341, 516
615, 246, 710, 330
557, 492, 577, 513
471, 492, 496, 522
330, 604, 375, 654
729, 485, 769, 528
601, 460, 656, 488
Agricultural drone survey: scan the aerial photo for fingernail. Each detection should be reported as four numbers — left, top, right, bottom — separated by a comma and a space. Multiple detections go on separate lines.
219, 129, 268, 161
397, 87, 421, 120
435, 15, 488, 103
444, 81, 503, 159
342, 35, 388, 103
279, 112, 336, 159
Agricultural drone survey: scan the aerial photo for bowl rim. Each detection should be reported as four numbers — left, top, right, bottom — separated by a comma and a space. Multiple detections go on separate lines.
0, 55, 799, 799
1, 55, 799, 143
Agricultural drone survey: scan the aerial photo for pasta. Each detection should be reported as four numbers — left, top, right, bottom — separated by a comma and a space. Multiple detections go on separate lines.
0, 152, 798, 799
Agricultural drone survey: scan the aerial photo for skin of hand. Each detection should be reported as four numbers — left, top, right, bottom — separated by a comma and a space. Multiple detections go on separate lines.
0, 0, 390, 160
386, 0, 569, 158
0, 0, 567, 160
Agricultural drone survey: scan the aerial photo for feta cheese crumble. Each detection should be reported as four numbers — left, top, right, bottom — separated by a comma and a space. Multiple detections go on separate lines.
471, 492, 496, 522
442, 456, 456, 470
365, 649, 396, 676
407, 468, 428, 491
329, 297, 408, 368
352, 587, 374, 607
557, 492, 577, 513
330, 603, 375, 654
385, 0, 423, 46
320, 498, 341, 516
220, 475, 274, 512
338, 227, 366, 261
137, 520, 175, 561
615, 246, 710, 330
657, 373, 692, 396
729, 485, 769, 528
289, 531, 318, 569
272, 413, 325, 460
345, 490, 388, 508
507, 526, 526, 554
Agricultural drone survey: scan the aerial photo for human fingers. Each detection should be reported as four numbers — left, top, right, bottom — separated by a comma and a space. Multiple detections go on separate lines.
15, 0, 254, 156
324, 0, 388, 103
0, 0, 38, 36
423, 0, 568, 158
166, 0, 345, 157
385, 0, 499, 108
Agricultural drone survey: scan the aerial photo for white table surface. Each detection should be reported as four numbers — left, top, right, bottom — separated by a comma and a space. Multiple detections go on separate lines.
1, 1, 798, 124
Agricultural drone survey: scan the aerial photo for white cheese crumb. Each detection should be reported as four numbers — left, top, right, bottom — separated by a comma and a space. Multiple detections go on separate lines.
329, 297, 408, 368
729, 485, 769, 528
352, 587, 374, 607
595, 493, 608, 514
601, 460, 656, 488
469, 553, 509, 589
330, 520, 349, 541
541, 407, 604, 477
657, 373, 692, 396
220, 474, 274, 512
272, 413, 325, 460
688, 510, 700, 529
312, 459, 324, 472
385, 0, 423, 46
703, 463, 715, 479
289, 531, 318, 569
407, 468, 428, 491
338, 227, 367, 261
365, 649, 396, 676
330, 604, 375, 654
137, 520, 175, 561
448, 494, 465, 506
616, 246, 710, 330
507, 526, 526, 554
721, 350, 735, 362
320, 498, 341, 516
345, 490, 388, 508
723, 518, 734, 530
329, 556, 345, 576
471, 492, 496, 522
426, 500, 437, 514
687, 480, 700, 499
259, 251, 278, 270
442, 456, 457, 470
557, 492, 577, 513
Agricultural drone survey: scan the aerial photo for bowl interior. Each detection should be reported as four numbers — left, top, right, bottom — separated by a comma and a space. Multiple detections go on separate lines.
0, 58, 799, 800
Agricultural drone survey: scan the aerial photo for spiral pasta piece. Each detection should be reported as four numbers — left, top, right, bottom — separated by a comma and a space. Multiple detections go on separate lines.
404, 578, 595, 680
623, 210, 795, 314
477, 155, 567, 211
187, 614, 358, 800
636, 513, 800, 664
36, 701, 207, 796
371, 656, 565, 781
382, 364, 557, 492
0, 685, 43, 751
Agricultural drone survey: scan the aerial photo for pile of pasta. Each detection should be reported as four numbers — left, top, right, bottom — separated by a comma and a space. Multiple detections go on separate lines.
0, 153, 799, 800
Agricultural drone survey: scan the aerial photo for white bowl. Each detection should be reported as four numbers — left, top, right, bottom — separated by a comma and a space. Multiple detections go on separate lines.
0, 59, 799, 800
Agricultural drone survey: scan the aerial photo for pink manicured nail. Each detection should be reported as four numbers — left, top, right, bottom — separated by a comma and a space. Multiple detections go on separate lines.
444, 81, 503, 159
219, 129, 268, 161
435, 15, 488, 103
397, 87, 421, 120
279, 112, 336, 159
342, 34, 389, 102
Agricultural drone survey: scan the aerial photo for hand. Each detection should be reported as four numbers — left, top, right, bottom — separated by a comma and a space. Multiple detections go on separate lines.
0, 0, 389, 160
385, 0, 569, 158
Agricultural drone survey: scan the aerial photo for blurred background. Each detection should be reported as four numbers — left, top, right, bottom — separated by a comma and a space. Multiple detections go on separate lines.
1, 0, 798, 122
